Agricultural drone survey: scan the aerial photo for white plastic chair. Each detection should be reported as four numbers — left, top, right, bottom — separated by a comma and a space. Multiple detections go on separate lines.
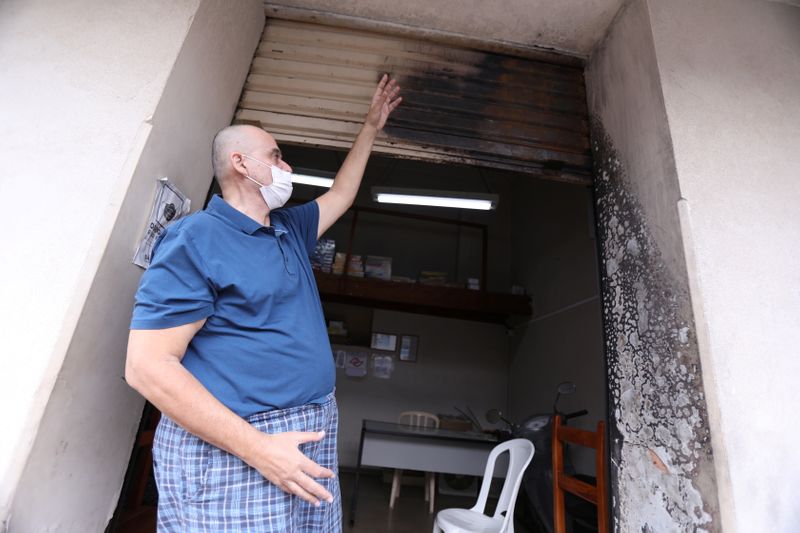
390, 411, 440, 513
432, 438, 535, 533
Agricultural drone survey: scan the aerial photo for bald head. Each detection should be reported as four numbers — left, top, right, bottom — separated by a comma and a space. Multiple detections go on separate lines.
211, 124, 276, 183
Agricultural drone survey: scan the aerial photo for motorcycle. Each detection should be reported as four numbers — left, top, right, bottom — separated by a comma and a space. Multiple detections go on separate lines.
486, 382, 598, 533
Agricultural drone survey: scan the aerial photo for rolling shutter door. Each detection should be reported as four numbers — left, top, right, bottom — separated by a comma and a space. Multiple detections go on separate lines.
235, 19, 591, 185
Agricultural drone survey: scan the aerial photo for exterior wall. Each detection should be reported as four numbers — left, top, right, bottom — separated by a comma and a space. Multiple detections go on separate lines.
648, 1, 800, 531
585, 0, 720, 530
507, 178, 606, 474
0, 1, 264, 530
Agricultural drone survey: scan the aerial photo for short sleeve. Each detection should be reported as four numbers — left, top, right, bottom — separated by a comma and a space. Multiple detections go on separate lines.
130, 225, 215, 329
278, 201, 319, 256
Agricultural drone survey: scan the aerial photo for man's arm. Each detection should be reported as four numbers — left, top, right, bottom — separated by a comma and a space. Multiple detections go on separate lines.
126, 322, 335, 506
315, 74, 402, 238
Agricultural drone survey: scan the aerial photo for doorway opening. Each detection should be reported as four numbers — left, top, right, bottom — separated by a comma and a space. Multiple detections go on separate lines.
109, 140, 608, 532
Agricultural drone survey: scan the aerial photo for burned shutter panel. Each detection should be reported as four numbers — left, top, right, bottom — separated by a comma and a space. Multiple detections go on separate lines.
235, 19, 591, 184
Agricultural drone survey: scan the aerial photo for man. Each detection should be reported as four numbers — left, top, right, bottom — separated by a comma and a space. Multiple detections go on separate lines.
126, 75, 402, 532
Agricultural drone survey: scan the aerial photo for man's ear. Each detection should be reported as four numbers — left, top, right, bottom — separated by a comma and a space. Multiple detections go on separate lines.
230, 152, 248, 176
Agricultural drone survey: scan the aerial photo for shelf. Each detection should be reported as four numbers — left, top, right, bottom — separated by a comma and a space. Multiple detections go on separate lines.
314, 271, 532, 324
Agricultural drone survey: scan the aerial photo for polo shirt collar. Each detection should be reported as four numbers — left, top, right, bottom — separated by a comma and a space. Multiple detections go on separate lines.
207, 195, 265, 235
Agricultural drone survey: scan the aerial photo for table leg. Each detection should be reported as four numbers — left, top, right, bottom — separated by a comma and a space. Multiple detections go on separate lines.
349, 421, 367, 526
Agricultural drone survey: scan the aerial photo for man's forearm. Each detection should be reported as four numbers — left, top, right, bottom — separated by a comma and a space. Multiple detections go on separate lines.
127, 357, 262, 464
126, 325, 335, 505
330, 123, 378, 201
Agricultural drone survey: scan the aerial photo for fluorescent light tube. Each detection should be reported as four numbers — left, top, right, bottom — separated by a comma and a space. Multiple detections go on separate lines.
291, 173, 334, 188
290, 167, 335, 188
372, 187, 498, 210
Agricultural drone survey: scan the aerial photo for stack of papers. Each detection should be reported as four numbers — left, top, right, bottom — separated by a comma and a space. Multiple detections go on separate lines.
347, 255, 364, 277
332, 252, 346, 275
365, 255, 392, 280
419, 270, 448, 286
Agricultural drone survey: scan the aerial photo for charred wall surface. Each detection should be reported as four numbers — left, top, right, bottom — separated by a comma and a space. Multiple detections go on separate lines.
592, 119, 719, 532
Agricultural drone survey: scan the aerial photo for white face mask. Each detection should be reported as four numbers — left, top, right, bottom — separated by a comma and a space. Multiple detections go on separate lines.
241, 154, 294, 210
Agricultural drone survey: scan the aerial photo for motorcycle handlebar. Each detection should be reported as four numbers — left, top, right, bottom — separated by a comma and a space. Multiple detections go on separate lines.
562, 409, 589, 421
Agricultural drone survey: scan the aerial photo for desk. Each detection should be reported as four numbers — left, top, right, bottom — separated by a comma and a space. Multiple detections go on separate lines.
348, 419, 500, 525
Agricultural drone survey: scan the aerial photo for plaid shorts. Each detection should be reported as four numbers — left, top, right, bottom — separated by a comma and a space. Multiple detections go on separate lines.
152, 392, 341, 532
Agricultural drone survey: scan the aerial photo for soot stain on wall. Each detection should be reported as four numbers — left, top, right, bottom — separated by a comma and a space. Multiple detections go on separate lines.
591, 118, 720, 532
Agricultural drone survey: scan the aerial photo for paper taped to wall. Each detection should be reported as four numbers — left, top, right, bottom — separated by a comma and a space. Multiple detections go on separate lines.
133, 177, 191, 269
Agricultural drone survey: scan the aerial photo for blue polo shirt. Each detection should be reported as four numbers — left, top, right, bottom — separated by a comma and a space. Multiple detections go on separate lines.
130, 195, 334, 418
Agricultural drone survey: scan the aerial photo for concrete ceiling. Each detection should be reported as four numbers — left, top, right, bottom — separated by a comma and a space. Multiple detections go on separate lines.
265, 0, 627, 58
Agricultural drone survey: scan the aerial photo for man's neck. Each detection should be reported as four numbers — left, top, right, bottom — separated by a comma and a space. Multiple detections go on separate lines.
220, 182, 271, 226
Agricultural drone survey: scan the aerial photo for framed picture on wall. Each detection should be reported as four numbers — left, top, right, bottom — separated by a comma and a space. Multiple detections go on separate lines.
398, 335, 419, 362
371, 332, 397, 352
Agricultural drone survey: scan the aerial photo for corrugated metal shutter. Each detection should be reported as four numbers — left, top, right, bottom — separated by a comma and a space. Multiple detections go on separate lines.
235, 19, 591, 184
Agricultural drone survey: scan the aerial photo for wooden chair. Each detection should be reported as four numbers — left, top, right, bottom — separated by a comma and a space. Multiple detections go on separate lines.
552, 415, 608, 533
390, 411, 440, 513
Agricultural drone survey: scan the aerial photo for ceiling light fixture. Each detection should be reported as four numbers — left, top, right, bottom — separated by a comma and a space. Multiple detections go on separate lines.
290, 167, 335, 188
371, 187, 498, 211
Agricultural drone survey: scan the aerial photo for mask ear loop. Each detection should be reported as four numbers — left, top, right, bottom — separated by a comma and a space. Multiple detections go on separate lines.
239, 154, 266, 187
244, 174, 264, 187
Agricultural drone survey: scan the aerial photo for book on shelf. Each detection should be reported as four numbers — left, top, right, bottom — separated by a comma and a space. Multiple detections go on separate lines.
312, 239, 336, 273
365, 255, 392, 280
419, 270, 448, 286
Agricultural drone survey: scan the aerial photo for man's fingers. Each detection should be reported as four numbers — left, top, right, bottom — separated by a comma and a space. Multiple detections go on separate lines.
303, 458, 335, 479
383, 80, 398, 98
296, 471, 334, 503
388, 97, 403, 112
293, 430, 326, 444
373, 74, 389, 99
284, 479, 321, 507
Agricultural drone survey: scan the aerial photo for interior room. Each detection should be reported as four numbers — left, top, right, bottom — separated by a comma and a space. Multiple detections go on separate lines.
279, 142, 607, 472
284, 145, 608, 531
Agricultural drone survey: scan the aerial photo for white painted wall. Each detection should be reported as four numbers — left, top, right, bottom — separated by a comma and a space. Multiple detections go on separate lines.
329, 306, 509, 467
507, 179, 606, 472
0, 0, 264, 530
648, 1, 800, 531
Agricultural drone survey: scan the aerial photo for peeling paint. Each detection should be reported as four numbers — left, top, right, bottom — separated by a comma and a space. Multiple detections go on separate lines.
591, 119, 720, 532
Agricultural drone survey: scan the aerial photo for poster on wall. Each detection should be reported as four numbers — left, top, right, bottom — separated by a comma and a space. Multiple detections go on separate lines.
133, 177, 191, 269
371, 332, 397, 352
345, 352, 368, 377
371, 354, 395, 379
333, 348, 347, 369
399, 335, 419, 362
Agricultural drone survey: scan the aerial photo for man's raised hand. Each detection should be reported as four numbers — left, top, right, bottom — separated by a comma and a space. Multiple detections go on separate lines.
365, 73, 402, 131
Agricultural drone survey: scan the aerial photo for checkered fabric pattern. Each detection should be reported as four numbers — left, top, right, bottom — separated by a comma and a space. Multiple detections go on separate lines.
152, 393, 341, 532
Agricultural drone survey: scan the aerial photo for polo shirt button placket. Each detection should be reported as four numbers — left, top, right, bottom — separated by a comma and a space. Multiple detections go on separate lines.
274, 231, 294, 276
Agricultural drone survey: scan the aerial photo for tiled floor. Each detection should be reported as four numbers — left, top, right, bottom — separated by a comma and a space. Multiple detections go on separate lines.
342, 470, 481, 533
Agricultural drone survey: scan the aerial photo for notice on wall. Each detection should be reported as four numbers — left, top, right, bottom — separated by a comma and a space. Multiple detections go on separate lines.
333, 348, 347, 369
345, 352, 368, 377
371, 354, 395, 379
133, 178, 191, 269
